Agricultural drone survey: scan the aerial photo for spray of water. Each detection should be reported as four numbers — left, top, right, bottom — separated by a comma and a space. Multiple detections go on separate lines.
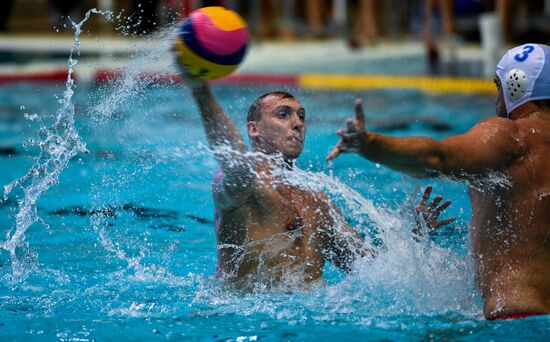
180, 147, 478, 319
88, 21, 177, 124
0, 6, 478, 323
0, 10, 102, 278
81, 19, 189, 284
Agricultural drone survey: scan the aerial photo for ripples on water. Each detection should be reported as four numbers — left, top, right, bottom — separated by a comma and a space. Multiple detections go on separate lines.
1, 9, 549, 341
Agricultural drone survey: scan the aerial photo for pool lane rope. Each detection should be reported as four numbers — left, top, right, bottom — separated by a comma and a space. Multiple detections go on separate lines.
92, 71, 497, 95
298, 74, 496, 95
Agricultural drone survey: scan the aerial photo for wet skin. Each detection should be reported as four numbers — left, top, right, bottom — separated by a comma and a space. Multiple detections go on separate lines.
214, 169, 349, 290
183, 73, 450, 291
188, 86, 367, 291
247, 95, 307, 160
328, 82, 550, 319
469, 101, 550, 319
217, 96, 338, 288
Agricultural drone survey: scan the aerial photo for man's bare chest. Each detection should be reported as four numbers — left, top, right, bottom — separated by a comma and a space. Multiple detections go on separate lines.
247, 183, 324, 238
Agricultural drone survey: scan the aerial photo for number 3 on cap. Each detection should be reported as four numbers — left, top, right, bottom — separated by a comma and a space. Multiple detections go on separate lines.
514, 45, 535, 62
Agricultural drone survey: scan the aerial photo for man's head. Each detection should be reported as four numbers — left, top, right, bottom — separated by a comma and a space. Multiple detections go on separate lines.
495, 44, 550, 118
246, 91, 306, 160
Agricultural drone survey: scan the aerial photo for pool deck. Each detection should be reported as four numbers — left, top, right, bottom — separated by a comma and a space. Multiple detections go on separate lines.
0, 34, 498, 94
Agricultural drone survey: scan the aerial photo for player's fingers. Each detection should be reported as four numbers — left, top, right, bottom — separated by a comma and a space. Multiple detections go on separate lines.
346, 118, 355, 132
354, 98, 366, 130
430, 195, 443, 209
435, 217, 456, 228
420, 185, 433, 206
436, 200, 451, 214
337, 129, 351, 141
326, 147, 341, 161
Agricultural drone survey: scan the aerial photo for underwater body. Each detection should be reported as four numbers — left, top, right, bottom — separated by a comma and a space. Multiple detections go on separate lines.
1, 12, 549, 342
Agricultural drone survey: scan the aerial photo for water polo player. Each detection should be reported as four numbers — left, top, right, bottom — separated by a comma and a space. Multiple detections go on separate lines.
329, 43, 550, 320
173, 8, 454, 291
178, 79, 453, 291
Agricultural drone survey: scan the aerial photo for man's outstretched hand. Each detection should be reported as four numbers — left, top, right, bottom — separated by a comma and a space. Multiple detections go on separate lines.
413, 185, 456, 237
326, 99, 368, 161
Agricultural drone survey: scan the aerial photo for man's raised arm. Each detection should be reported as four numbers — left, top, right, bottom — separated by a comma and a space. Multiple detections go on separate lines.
185, 77, 255, 210
327, 99, 523, 179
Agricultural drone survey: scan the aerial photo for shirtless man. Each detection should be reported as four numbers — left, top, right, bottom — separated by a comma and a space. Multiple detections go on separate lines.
180, 71, 452, 291
327, 44, 550, 319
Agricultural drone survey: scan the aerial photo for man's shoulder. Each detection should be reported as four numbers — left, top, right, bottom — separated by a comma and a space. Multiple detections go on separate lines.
212, 168, 257, 211
477, 116, 512, 126
471, 117, 527, 157
472, 117, 518, 135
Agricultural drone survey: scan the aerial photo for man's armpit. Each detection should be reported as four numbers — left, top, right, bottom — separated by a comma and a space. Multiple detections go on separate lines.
212, 170, 233, 206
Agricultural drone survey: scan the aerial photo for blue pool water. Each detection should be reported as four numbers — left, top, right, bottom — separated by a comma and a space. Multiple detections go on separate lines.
1, 15, 549, 340
2, 79, 549, 340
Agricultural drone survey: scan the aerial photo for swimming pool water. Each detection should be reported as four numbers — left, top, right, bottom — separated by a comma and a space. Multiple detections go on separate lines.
1, 80, 549, 341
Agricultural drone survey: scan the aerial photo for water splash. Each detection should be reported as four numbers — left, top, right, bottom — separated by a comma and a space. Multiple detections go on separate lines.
88, 22, 177, 124
182, 148, 477, 315
0, 10, 100, 279
55, 17, 187, 282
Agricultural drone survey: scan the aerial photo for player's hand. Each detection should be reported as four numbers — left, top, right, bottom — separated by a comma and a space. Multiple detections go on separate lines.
172, 44, 206, 89
326, 98, 367, 161
413, 185, 456, 237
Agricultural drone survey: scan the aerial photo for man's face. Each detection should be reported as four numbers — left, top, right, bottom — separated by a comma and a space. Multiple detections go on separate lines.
248, 95, 306, 160
494, 75, 507, 118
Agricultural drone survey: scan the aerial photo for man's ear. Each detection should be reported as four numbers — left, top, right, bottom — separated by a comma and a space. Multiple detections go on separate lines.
247, 121, 259, 138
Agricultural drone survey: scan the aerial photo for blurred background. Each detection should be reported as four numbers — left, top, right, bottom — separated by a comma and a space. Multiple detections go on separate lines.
2, 0, 549, 42
0, 0, 549, 81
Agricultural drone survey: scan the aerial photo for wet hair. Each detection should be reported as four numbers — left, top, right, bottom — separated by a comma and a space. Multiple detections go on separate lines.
247, 91, 296, 122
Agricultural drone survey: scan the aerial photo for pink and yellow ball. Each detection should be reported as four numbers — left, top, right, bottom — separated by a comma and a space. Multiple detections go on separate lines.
175, 7, 249, 80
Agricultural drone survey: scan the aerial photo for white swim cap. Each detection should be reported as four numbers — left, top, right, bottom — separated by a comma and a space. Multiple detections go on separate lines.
496, 44, 550, 116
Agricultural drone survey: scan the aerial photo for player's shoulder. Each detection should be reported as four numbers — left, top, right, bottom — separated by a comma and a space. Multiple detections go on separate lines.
477, 116, 512, 126
472, 117, 527, 157
474, 116, 518, 134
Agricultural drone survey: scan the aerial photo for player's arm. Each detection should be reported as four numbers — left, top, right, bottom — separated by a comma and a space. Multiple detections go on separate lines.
327, 220, 376, 272
182, 73, 254, 210
327, 99, 524, 179
318, 196, 376, 272
322, 187, 455, 271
